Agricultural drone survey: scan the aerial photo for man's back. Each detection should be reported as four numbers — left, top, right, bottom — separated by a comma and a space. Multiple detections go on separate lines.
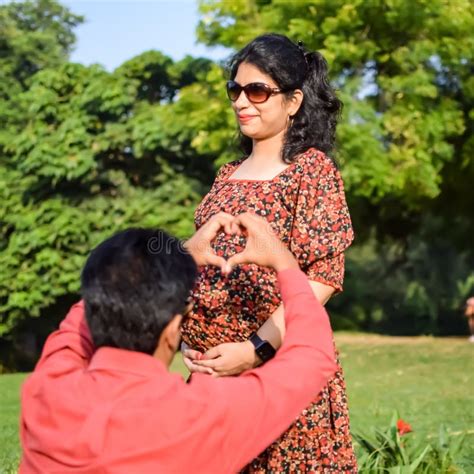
22, 341, 226, 472
20, 270, 337, 473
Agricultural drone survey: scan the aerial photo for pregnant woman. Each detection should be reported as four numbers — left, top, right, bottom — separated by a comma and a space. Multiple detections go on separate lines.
181, 34, 357, 473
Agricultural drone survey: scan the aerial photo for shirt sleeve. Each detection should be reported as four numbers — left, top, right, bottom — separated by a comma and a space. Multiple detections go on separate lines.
188, 268, 338, 473
34, 301, 94, 374
290, 149, 354, 291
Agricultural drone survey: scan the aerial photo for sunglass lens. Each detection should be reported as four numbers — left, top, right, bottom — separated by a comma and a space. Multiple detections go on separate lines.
246, 83, 270, 103
226, 81, 241, 101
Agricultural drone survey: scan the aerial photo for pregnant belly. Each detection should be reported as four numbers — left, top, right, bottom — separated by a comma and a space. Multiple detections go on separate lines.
181, 264, 281, 351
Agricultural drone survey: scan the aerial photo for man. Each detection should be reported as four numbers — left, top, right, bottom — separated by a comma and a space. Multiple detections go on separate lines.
20, 212, 337, 473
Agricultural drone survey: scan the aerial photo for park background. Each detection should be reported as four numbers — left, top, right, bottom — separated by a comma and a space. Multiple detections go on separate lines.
0, 0, 473, 471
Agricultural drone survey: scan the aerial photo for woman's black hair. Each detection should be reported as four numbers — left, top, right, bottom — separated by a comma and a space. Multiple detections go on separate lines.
228, 33, 342, 163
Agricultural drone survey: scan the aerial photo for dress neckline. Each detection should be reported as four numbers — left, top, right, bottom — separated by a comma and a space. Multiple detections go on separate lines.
225, 151, 308, 183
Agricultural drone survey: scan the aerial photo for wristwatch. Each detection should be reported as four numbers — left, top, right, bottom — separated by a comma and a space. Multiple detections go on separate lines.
249, 333, 276, 363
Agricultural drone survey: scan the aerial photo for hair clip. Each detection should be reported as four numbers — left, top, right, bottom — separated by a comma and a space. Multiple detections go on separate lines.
297, 40, 308, 66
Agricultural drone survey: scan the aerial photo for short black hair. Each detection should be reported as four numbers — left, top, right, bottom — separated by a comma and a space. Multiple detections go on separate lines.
81, 228, 197, 354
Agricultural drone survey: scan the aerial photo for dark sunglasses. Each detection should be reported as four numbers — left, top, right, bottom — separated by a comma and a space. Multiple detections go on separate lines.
226, 80, 287, 104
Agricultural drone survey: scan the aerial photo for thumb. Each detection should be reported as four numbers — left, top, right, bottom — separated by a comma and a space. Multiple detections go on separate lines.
205, 253, 228, 270
227, 250, 251, 269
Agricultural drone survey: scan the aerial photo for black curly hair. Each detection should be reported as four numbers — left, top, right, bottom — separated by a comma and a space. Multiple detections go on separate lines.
228, 33, 342, 163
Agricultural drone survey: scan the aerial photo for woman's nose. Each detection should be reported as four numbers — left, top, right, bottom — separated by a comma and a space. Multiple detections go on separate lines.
234, 89, 251, 108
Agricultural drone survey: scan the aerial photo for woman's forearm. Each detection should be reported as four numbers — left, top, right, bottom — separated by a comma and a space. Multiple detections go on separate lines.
257, 280, 336, 350
257, 304, 286, 348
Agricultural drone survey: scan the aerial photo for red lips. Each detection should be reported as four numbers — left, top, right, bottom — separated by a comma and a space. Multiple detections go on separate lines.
238, 114, 257, 123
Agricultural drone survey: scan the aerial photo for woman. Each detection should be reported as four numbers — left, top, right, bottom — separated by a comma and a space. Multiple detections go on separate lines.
181, 34, 357, 472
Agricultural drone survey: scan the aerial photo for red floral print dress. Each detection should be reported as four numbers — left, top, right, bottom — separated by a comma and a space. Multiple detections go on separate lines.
181, 147, 357, 473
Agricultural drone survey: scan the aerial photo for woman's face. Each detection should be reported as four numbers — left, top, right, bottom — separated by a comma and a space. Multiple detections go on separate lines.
231, 62, 302, 142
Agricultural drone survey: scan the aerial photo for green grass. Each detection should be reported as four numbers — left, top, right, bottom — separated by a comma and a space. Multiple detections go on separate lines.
337, 334, 474, 471
1, 334, 473, 472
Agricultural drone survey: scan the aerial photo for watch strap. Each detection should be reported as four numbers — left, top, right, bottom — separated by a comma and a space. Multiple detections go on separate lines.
249, 332, 276, 363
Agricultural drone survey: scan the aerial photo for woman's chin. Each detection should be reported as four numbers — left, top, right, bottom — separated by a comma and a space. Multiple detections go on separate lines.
239, 124, 258, 135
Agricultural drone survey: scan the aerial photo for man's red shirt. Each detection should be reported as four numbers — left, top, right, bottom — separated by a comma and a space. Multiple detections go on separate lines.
20, 269, 337, 473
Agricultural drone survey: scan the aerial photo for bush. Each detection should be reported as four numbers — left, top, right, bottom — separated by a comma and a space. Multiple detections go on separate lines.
354, 412, 466, 473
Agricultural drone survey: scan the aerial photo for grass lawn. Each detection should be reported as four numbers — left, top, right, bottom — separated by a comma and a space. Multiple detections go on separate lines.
1, 334, 473, 472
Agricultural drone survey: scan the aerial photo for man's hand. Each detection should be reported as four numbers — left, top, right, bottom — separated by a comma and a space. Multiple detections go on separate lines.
183, 212, 240, 273
226, 213, 299, 273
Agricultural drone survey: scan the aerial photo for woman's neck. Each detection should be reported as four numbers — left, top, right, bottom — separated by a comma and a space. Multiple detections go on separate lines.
249, 129, 285, 164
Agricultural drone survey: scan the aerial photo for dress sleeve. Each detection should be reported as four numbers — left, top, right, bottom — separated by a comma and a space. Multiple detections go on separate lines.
290, 150, 354, 292
214, 159, 242, 181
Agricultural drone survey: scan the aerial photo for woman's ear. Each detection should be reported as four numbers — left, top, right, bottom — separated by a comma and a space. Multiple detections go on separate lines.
288, 89, 304, 117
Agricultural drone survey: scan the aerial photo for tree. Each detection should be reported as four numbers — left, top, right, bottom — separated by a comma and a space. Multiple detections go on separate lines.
0, 0, 83, 145
193, 0, 474, 333
0, 1, 217, 368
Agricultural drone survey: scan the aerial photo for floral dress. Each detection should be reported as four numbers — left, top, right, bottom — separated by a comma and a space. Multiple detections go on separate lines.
181, 147, 357, 473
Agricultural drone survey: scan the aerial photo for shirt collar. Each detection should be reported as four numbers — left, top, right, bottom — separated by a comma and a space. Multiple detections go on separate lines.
88, 346, 167, 377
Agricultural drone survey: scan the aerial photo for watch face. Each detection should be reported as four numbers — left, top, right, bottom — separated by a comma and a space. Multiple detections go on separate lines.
257, 342, 276, 362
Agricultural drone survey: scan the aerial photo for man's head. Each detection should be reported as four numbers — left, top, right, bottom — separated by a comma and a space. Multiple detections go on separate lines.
81, 228, 197, 365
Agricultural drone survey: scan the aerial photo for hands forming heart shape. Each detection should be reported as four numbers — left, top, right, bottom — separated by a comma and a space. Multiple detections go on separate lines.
183, 212, 298, 275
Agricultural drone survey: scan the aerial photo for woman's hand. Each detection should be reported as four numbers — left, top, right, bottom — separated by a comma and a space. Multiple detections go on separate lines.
181, 341, 215, 375
183, 212, 241, 273
193, 341, 259, 377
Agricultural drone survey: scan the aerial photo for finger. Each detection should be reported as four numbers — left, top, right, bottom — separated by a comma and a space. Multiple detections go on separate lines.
234, 212, 266, 231
204, 254, 228, 270
212, 212, 235, 228
183, 356, 196, 371
183, 356, 214, 374
183, 357, 198, 372
194, 358, 221, 370
224, 222, 233, 234
221, 260, 233, 276
191, 364, 215, 375
227, 250, 251, 269
232, 216, 255, 237
230, 222, 241, 235
204, 218, 228, 239
183, 349, 204, 361
203, 346, 221, 360
214, 212, 235, 220
204, 213, 236, 238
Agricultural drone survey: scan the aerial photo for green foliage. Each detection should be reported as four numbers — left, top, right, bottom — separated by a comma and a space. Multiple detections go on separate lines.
1, 0, 473, 359
355, 412, 466, 473
0, 1, 213, 343
197, 0, 473, 205
328, 216, 474, 335
196, 0, 474, 336
0, 0, 83, 144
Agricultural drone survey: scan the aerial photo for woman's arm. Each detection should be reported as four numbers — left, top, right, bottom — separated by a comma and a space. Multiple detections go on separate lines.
190, 280, 335, 376
257, 280, 335, 349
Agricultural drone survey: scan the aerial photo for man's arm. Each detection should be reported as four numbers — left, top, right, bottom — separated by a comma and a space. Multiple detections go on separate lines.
189, 268, 338, 473
34, 301, 94, 373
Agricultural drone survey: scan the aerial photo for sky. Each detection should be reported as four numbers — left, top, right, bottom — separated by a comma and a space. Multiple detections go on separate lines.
61, 0, 233, 70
